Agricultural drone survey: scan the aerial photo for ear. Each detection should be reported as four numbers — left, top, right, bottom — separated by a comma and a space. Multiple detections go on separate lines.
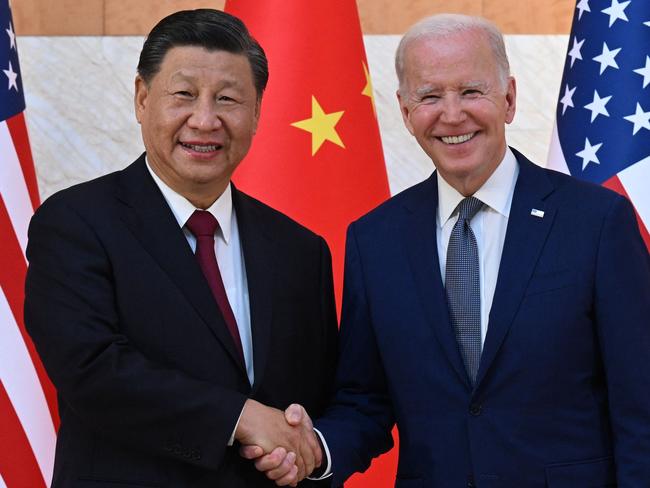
504, 76, 517, 124
252, 98, 262, 135
134, 75, 148, 125
397, 89, 415, 135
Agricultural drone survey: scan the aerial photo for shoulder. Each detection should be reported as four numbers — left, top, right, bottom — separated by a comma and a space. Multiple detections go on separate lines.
233, 187, 326, 246
351, 174, 435, 231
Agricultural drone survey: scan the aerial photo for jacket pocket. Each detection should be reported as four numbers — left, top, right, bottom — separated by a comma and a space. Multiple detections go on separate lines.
545, 456, 616, 487
74, 478, 162, 488
394, 478, 423, 488
525, 269, 580, 297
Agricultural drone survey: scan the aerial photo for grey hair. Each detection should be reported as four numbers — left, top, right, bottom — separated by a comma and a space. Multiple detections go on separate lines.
395, 14, 510, 92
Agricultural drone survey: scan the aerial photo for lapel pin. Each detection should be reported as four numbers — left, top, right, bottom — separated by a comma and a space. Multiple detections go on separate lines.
530, 208, 545, 218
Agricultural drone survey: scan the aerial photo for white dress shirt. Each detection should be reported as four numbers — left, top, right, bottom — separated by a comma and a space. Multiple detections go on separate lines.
315, 148, 520, 479
436, 147, 519, 348
145, 161, 254, 385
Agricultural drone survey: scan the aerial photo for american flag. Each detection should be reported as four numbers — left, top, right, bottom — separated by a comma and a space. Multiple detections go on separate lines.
0, 0, 57, 486
548, 0, 650, 249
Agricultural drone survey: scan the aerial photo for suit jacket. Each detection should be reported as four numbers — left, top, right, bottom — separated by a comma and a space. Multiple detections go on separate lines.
316, 150, 650, 487
24, 154, 337, 488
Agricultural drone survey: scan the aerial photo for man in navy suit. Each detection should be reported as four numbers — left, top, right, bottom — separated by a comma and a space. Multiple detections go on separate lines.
246, 13, 650, 487
24, 9, 334, 487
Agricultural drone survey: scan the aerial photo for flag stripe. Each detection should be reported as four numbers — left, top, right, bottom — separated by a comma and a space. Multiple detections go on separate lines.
6, 113, 40, 209
0, 381, 47, 488
617, 155, 650, 235
602, 175, 650, 251
0, 120, 34, 255
0, 196, 56, 484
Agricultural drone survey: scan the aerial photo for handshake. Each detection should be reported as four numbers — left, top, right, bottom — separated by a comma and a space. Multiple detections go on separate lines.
235, 399, 323, 486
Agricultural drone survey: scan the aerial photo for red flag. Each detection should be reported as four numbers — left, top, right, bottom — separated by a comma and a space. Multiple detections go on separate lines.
1, 1, 57, 486
224, 1, 395, 485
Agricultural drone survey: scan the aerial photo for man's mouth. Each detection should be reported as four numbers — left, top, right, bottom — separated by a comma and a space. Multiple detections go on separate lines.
439, 132, 476, 145
180, 142, 222, 152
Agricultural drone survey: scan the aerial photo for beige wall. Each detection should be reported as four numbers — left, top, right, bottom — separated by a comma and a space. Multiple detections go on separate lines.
11, 0, 574, 35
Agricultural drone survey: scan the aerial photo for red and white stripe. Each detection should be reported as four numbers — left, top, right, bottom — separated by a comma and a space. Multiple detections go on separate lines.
547, 122, 650, 248
1, 113, 56, 486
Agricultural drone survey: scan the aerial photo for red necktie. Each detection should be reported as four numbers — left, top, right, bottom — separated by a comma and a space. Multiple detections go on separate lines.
186, 210, 244, 363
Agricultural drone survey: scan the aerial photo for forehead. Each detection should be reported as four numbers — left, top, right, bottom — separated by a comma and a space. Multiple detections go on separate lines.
155, 45, 254, 83
402, 30, 498, 85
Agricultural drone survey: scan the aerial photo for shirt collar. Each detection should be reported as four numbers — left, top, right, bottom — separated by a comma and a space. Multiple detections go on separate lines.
437, 146, 519, 227
145, 158, 234, 244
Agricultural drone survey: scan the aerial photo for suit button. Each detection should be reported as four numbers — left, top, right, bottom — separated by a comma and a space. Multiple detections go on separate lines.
469, 403, 482, 416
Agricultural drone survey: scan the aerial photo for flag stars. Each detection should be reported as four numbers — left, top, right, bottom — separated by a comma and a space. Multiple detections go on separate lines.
633, 56, 650, 89
362, 61, 377, 118
623, 103, 650, 135
592, 42, 621, 74
576, 138, 602, 170
584, 90, 612, 122
576, 0, 591, 20
3, 61, 18, 91
291, 96, 345, 156
601, 0, 630, 28
567, 37, 584, 68
6, 22, 16, 50
559, 85, 576, 115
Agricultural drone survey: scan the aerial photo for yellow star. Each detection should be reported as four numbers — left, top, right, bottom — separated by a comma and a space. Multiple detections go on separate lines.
291, 96, 345, 156
362, 61, 377, 118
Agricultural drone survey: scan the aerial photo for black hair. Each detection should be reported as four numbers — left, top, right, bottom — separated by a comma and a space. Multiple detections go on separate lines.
137, 9, 268, 98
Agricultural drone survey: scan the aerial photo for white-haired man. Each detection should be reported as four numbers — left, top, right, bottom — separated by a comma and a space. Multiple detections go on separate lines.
245, 13, 650, 487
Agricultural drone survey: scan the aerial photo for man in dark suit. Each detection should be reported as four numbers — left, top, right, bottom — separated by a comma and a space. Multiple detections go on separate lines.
24, 9, 336, 488
246, 13, 650, 487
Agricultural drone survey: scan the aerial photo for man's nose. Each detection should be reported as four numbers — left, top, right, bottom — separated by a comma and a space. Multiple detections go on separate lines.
439, 95, 465, 124
188, 98, 223, 131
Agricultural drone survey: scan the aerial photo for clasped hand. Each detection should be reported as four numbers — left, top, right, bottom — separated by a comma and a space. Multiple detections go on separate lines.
235, 400, 321, 486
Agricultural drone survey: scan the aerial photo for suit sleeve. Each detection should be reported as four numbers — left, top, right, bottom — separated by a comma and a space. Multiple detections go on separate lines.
24, 197, 247, 470
594, 194, 650, 484
315, 223, 395, 485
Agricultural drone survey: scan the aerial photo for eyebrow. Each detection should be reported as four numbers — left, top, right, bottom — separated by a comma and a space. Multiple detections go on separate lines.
169, 72, 241, 88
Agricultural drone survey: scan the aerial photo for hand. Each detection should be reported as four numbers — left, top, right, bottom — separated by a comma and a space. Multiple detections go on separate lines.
236, 401, 321, 484
239, 403, 321, 486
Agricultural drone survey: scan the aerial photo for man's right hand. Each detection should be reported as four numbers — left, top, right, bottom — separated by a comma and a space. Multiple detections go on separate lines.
235, 400, 321, 484
239, 403, 321, 486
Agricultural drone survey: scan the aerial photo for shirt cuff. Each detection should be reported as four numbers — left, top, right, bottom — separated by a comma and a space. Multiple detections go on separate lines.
228, 406, 246, 446
307, 428, 332, 480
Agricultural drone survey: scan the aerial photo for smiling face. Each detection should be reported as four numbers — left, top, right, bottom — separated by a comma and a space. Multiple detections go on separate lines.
135, 45, 260, 208
397, 28, 516, 196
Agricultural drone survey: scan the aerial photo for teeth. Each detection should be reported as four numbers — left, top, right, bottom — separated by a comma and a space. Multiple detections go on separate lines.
182, 143, 220, 152
441, 133, 475, 145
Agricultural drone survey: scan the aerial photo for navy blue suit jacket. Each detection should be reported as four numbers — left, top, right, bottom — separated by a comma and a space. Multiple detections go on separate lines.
25, 155, 337, 488
316, 150, 650, 487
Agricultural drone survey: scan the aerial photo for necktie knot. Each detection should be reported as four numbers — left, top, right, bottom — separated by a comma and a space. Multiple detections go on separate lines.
457, 197, 483, 222
186, 210, 219, 238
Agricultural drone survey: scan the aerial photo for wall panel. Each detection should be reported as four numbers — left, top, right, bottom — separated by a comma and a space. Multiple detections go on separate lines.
11, 0, 575, 36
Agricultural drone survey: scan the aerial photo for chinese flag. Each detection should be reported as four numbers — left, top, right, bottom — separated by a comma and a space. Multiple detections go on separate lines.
224, 1, 395, 486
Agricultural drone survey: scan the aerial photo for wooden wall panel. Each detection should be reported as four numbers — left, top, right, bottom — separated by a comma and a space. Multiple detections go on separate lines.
357, 0, 481, 35
105, 0, 225, 35
484, 0, 574, 34
11, 0, 103, 35
11, 0, 576, 36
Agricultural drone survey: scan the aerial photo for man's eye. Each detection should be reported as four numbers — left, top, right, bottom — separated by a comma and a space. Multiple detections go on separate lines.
218, 95, 235, 102
463, 89, 481, 96
175, 91, 192, 97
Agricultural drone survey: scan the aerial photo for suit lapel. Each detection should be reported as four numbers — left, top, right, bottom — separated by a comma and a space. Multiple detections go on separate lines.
402, 174, 471, 388
476, 152, 556, 387
232, 188, 276, 393
114, 156, 247, 374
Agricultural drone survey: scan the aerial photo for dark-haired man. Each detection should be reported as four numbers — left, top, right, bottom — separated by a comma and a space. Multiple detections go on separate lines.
24, 9, 335, 487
